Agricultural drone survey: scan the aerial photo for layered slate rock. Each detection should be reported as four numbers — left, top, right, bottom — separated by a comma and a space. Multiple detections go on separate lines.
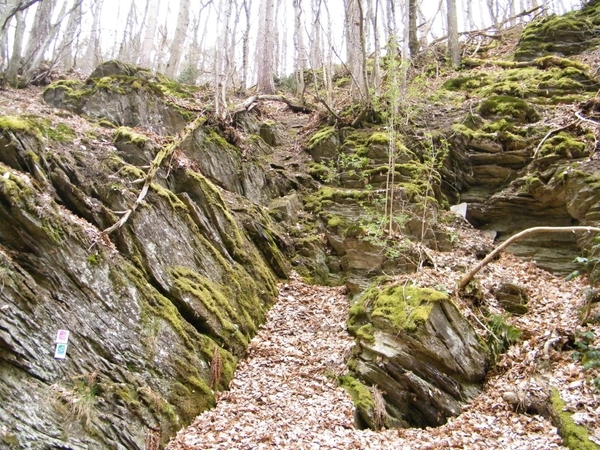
347, 284, 489, 429
514, 1, 600, 61
43, 60, 190, 135
0, 71, 292, 446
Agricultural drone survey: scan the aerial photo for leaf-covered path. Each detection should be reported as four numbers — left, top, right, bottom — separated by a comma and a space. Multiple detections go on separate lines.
166, 262, 591, 449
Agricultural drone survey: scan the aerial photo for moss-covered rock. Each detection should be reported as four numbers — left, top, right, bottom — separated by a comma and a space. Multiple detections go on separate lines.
478, 95, 540, 123
515, 1, 600, 61
347, 282, 489, 429
43, 61, 196, 135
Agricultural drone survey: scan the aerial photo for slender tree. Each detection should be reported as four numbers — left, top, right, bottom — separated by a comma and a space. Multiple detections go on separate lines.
408, 0, 418, 56
165, 0, 191, 78
447, 0, 460, 67
55, 0, 83, 72
344, 0, 368, 102
21, 0, 83, 84
240, 0, 252, 91
293, 0, 308, 98
4, 9, 25, 86
256, 0, 276, 94
139, 0, 160, 68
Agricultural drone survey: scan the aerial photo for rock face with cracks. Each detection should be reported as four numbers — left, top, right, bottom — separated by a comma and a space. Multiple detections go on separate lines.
347, 285, 489, 429
0, 63, 291, 448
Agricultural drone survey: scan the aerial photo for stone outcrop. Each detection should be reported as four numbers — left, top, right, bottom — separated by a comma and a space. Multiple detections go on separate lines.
347, 285, 489, 429
0, 64, 293, 448
43, 60, 190, 135
514, 1, 600, 61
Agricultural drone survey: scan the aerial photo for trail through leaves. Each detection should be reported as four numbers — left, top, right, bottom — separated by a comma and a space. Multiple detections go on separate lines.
168, 250, 599, 450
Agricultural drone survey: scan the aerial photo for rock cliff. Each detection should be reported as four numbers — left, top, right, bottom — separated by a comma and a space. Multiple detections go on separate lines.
0, 61, 291, 448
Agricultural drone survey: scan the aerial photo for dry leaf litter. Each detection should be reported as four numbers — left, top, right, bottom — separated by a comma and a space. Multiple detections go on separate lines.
168, 225, 600, 450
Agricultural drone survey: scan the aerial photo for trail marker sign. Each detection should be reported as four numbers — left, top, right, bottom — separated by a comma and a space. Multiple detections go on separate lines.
54, 330, 70, 359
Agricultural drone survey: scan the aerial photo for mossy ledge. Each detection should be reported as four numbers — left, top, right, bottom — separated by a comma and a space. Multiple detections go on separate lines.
349, 284, 449, 335
549, 389, 600, 450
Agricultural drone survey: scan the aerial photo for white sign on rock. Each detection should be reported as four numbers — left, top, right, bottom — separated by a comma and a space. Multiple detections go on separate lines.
54, 330, 70, 359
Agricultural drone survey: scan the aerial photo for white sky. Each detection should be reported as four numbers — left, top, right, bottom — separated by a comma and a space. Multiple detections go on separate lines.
18, 0, 588, 80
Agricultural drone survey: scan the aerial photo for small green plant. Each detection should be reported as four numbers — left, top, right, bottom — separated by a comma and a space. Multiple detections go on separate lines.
487, 314, 522, 362
53, 371, 99, 429
567, 238, 600, 285
572, 331, 600, 389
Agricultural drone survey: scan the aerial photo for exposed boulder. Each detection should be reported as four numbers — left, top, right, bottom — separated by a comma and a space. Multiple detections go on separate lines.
347, 284, 489, 428
495, 282, 530, 315
515, 1, 600, 61
43, 61, 192, 135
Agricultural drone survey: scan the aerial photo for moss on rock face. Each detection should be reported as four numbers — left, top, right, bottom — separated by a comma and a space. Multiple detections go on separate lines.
478, 95, 540, 123
538, 131, 588, 158
349, 284, 449, 335
114, 127, 148, 147
515, 1, 600, 61
550, 389, 600, 450
370, 285, 448, 332
339, 375, 374, 411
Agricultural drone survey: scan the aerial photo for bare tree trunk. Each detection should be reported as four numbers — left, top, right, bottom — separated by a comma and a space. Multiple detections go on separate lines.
309, 0, 323, 69
256, 0, 276, 94
21, 0, 82, 85
84, 0, 104, 73
447, 0, 460, 67
465, 0, 476, 29
139, 0, 160, 68
368, 0, 381, 96
214, 0, 233, 117
293, 0, 307, 98
345, 0, 368, 102
5, 9, 25, 86
486, 0, 499, 27
0, 0, 42, 43
23, 0, 54, 66
408, 0, 418, 56
118, 0, 138, 62
165, 0, 190, 78
240, 0, 252, 91
55, 0, 83, 71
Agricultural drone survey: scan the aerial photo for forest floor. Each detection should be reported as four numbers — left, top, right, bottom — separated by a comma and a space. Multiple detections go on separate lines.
167, 251, 599, 449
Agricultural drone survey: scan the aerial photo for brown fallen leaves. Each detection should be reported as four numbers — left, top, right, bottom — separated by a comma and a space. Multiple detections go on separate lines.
167, 228, 599, 450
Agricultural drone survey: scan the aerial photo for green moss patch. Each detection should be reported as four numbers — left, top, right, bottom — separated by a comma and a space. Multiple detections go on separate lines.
339, 375, 374, 411
478, 95, 540, 123
550, 389, 600, 450
515, 2, 600, 61
538, 131, 588, 158
349, 284, 448, 336
114, 127, 149, 147
307, 126, 337, 150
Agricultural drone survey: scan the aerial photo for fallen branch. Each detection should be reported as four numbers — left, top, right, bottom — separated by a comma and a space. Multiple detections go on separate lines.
101, 119, 202, 235
231, 94, 312, 115
532, 122, 576, 160
459, 226, 600, 290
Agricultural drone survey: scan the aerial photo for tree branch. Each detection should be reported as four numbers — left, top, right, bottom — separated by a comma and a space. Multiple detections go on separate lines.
231, 94, 312, 115
101, 119, 202, 235
459, 226, 600, 290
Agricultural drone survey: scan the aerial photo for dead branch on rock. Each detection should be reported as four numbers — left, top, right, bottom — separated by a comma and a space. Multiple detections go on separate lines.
101, 120, 202, 236
532, 122, 576, 160
576, 110, 600, 127
231, 94, 312, 116
459, 226, 600, 290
